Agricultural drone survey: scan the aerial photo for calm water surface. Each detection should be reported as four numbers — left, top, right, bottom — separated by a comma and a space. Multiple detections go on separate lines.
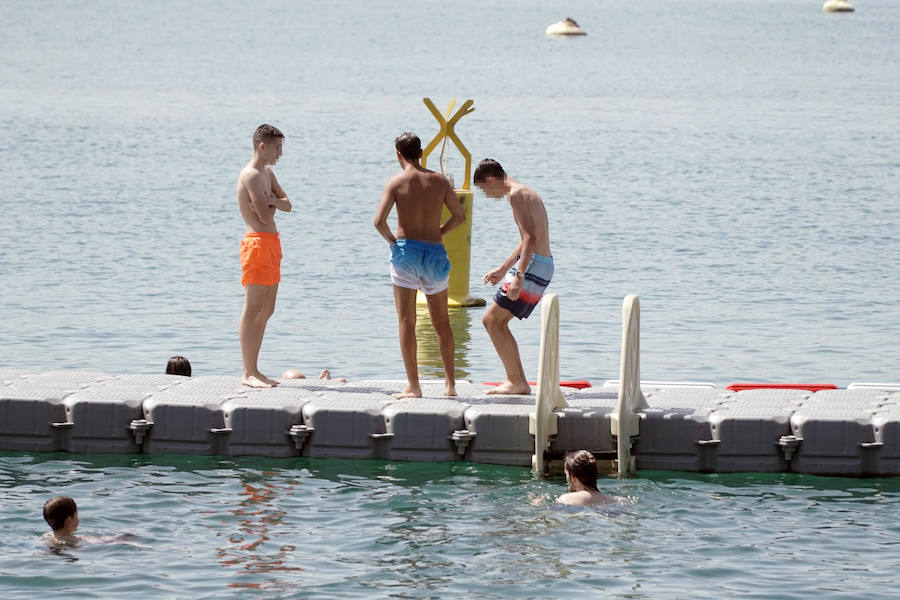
1, 452, 899, 599
1, 0, 897, 386
1, 2, 899, 596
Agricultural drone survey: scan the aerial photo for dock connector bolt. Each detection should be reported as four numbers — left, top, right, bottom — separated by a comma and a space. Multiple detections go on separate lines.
129, 419, 153, 445
777, 434, 803, 461
288, 424, 315, 451
450, 429, 476, 456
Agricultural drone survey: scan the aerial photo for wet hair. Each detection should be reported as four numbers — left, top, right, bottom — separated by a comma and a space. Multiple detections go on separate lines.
473, 158, 506, 184
165, 356, 192, 377
253, 123, 284, 148
565, 450, 599, 491
43, 496, 77, 531
394, 132, 422, 161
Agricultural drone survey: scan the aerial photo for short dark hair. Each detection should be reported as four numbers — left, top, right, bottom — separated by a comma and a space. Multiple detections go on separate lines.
565, 450, 599, 491
395, 132, 422, 161
253, 124, 284, 148
473, 158, 506, 184
166, 356, 191, 377
43, 496, 77, 531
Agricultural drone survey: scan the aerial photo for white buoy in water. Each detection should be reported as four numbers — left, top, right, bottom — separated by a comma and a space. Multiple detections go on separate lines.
545, 17, 587, 36
823, 0, 854, 12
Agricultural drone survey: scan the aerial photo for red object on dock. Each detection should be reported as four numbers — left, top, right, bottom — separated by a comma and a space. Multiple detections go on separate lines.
483, 380, 592, 390
726, 383, 838, 392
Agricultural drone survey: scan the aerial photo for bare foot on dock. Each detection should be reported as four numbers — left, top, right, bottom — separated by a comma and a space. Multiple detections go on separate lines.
243, 374, 274, 388
319, 369, 347, 383
485, 381, 531, 395
395, 385, 422, 399
445, 382, 457, 397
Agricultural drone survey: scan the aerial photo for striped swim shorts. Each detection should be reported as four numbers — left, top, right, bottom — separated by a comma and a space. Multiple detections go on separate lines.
494, 253, 554, 319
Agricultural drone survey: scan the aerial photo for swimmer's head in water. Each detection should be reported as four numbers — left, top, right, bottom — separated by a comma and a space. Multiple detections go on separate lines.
165, 355, 191, 377
43, 496, 78, 532
564, 450, 599, 492
395, 132, 422, 161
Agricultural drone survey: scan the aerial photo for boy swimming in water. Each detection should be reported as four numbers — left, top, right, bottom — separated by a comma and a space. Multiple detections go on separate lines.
42, 496, 81, 547
374, 133, 465, 398
474, 159, 554, 395
237, 124, 292, 388
557, 451, 615, 506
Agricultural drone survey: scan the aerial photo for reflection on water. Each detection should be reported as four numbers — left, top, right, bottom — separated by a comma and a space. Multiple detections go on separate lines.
217, 469, 302, 593
414, 304, 479, 380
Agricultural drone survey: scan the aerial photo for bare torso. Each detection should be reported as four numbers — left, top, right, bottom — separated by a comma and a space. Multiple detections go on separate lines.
389, 166, 453, 242
237, 165, 278, 233
557, 490, 615, 506
509, 182, 551, 256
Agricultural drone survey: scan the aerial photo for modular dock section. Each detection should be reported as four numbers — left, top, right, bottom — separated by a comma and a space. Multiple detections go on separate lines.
1, 369, 899, 476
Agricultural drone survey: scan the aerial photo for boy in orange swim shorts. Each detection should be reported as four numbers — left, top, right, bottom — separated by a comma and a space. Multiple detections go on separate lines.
236, 124, 292, 388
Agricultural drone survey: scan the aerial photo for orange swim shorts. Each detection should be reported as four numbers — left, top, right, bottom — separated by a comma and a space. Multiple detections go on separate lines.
240, 232, 282, 286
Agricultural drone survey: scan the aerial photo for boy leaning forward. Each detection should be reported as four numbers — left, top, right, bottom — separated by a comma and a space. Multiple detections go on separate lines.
236, 124, 292, 388
474, 158, 554, 395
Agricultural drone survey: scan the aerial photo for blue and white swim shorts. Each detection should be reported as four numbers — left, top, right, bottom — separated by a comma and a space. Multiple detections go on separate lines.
390, 238, 452, 295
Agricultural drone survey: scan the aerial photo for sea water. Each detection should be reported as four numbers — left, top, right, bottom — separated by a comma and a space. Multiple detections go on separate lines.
1, 0, 899, 596
1, 0, 898, 386
2, 452, 899, 599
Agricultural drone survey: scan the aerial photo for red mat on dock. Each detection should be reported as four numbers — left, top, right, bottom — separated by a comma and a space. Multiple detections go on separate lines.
726, 383, 837, 392
483, 380, 592, 390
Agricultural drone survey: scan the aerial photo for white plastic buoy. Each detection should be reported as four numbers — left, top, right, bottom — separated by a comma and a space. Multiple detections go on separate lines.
823, 0, 854, 12
545, 17, 587, 36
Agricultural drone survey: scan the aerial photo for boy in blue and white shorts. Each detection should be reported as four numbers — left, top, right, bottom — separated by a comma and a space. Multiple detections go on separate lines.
474, 158, 554, 395
374, 133, 466, 398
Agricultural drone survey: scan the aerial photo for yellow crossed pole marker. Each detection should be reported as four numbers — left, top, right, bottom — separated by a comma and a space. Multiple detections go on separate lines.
418, 98, 484, 308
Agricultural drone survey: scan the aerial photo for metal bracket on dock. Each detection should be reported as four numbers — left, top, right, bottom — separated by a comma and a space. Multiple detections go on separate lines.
859, 442, 884, 449
129, 419, 153, 445
209, 427, 233, 434
50, 421, 74, 429
450, 429, 476, 457
370, 432, 394, 440
777, 434, 803, 461
288, 424, 314, 451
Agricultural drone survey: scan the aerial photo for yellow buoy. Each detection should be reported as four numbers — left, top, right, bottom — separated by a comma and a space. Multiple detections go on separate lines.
418, 98, 485, 308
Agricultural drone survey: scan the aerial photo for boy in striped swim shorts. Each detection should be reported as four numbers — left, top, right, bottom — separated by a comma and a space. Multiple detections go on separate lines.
474, 159, 554, 395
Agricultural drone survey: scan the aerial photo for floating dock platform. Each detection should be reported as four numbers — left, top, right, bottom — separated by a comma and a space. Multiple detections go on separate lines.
1, 369, 898, 477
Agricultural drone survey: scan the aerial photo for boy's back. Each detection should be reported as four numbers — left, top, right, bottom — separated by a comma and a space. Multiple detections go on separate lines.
387, 167, 453, 243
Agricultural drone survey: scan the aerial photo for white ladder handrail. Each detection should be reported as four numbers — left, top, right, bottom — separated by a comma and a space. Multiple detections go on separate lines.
532, 293, 567, 476
612, 294, 646, 476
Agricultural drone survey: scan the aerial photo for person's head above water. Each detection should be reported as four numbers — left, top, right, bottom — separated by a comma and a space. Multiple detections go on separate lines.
43, 496, 78, 534
165, 356, 191, 377
564, 450, 599, 492
394, 132, 422, 162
